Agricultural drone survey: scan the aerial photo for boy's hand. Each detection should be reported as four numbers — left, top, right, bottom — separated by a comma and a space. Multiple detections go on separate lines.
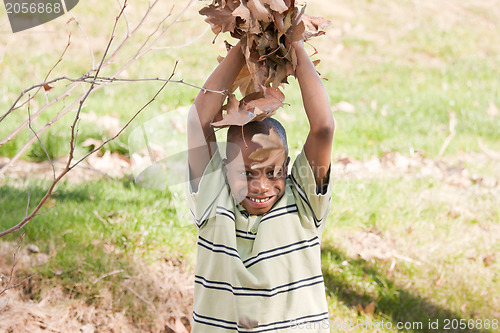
293, 41, 334, 189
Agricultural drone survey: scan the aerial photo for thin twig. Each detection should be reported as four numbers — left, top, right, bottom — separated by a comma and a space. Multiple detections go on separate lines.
25, 192, 31, 217
116, 0, 131, 36
28, 97, 56, 180
438, 110, 457, 157
1, 0, 195, 148
69, 13, 95, 69
92, 269, 124, 285
0, 231, 26, 296
88, 76, 226, 94
102, 0, 162, 68
0, 93, 86, 175
110, 0, 195, 77
0, 80, 81, 147
126, 286, 155, 310
152, 26, 209, 50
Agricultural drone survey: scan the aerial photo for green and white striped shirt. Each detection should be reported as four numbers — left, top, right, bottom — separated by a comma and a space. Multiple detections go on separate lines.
187, 148, 333, 333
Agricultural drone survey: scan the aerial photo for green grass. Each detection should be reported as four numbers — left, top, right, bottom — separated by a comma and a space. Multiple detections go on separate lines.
0, 177, 196, 323
1, 0, 500, 330
323, 176, 499, 331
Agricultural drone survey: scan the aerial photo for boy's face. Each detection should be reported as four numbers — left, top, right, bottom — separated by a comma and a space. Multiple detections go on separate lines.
224, 138, 289, 215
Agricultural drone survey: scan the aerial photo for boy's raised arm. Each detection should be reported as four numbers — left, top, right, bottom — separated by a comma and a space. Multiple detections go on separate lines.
187, 43, 245, 191
292, 41, 335, 189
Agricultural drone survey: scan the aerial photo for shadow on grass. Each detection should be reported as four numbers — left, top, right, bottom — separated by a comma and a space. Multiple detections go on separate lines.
0, 182, 93, 238
321, 245, 493, 333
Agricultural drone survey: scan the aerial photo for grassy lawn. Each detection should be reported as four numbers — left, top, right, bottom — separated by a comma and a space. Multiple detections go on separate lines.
1, 0, 499, 331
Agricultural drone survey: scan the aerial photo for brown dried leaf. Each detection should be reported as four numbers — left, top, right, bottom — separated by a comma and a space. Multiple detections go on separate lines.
273, 10, 286, 35
233, 1, 251, 22
246, 87, 284, 118
356, 301, 375, 316
199, 4, 237, 33
302, 14, 331, 40
211, 94, 257, 128
286, 20, 305, 43
249, 128, 286, 176
232, 64, 256, 95
483, 253, 495, 267
292, 4, 306, 26
42, 197, 57, 209
43, 83, 54, 92
82, 138, 104, 150
262, 0, 288, 13
435, 273, 444, 287
247, 0, 271, 22
364, 301, 375, 316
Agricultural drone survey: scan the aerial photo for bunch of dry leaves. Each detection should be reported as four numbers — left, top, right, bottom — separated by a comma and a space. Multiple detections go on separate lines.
200, 0, 330, 128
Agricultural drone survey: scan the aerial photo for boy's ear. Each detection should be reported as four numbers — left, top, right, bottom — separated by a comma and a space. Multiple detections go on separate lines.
284, 156, 291, 172
222, 158, 229, 183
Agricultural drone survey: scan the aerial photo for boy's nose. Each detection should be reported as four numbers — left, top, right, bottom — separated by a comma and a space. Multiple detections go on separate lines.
250, 175, 271, 193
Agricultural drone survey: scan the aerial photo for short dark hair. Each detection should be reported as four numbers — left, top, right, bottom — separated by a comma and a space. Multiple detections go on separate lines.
226, 118, 288, 156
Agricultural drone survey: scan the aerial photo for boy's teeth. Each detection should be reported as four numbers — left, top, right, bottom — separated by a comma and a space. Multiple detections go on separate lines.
250, 197, 268, 203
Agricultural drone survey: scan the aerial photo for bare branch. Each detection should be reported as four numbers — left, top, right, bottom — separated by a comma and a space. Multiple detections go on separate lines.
0, 61, 178, 238
110, 0, 195, 77
0, 0, 206, 237
0, 93, 86, 175
0, 231, 36, 297
102, 0, 162, 68
0, 72, 225, 176
70, 62, 179, 172
67, 0, 129, 167
0, 80, 81, 147
88, 76, 226, 94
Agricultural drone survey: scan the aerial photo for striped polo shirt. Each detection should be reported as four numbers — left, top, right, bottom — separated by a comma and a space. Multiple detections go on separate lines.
187, 147, 333, 333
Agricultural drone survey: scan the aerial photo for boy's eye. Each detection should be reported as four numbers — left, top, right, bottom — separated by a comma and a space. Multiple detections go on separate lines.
267, 170, 278, 178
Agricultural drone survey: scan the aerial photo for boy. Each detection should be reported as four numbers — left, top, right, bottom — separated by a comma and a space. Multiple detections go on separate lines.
187, 39, 334, 332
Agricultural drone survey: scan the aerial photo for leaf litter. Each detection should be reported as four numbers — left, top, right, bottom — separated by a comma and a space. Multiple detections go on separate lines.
0, 241, 193, 333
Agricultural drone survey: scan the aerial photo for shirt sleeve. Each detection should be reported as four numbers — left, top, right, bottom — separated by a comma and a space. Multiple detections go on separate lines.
186, 150, 226, 229
290, 147, 333, 229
